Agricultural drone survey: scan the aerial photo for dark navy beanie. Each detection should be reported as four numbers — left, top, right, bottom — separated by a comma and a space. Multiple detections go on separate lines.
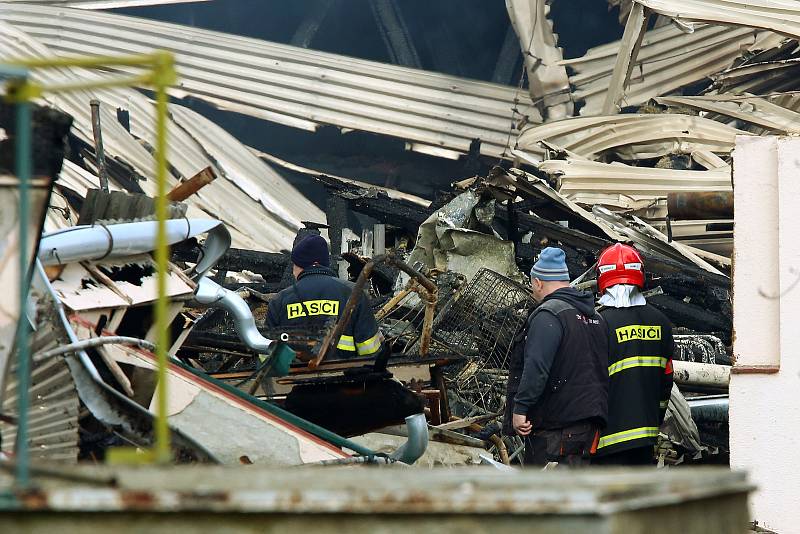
291, 234, 330, 268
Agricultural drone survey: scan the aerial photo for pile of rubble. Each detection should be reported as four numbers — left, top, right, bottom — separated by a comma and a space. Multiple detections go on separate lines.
10, 0, 800, 468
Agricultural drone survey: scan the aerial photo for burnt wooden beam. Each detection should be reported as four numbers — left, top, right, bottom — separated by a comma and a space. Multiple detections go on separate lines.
316, 174, 432, 234
0, 102, 72, 178
171, 242, 289, 282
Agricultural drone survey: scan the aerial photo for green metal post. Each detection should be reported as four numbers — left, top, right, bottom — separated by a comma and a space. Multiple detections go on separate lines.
13, 99, 32, 489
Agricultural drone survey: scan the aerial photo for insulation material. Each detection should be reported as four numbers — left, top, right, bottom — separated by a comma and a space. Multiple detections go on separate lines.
408, 191, 522, 282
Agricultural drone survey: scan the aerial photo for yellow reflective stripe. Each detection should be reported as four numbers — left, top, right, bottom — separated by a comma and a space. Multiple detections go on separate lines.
597, 426, 659, 449
608, 356, 667, 377
659, 400, 669, 409
356, 332, 383, 356
336, 335, 356, 351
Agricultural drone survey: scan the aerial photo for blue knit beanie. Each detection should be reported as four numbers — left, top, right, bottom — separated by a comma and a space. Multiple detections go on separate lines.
530, 247, 570, 281
291, 234, 330, 268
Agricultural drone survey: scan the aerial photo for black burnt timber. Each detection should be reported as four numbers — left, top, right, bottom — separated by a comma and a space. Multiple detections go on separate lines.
315, 174, 730, 336
648, 294, 731, 343
171, 241, 289, 282
317, 174, 431, 234
0, 102, 73, 178
183, 332, 257, 355
326, 193, 348, 275
71, 133, 146, 194
497, 204, 731, 332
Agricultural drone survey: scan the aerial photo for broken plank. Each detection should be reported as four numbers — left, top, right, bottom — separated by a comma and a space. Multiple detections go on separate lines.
435, 411, 503, 431
171, 243, 289, 281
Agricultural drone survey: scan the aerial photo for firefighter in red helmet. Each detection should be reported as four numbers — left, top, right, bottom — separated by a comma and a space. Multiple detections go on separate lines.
593, 243, 674, 465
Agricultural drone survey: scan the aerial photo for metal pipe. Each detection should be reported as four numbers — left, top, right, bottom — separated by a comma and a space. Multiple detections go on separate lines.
687, 395, 728, 423
32, 336, 156, 363
667, 192, 733, 220
38, 219, 224, 266
14, 90, 32, 490
673, 360, 730, 388
389, 413, 429, 465
89, 99, 109, 192
193, 277, 273, 354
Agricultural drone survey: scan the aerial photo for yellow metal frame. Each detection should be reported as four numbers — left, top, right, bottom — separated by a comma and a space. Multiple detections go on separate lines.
4, 52, 176, 464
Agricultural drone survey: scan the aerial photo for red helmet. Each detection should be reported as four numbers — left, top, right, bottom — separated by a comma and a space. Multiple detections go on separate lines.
596, 243, 645, 293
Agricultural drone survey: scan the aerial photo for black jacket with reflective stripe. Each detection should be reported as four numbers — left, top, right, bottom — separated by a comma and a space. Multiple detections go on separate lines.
265, 267, 382, 359
596, 304, 674, 456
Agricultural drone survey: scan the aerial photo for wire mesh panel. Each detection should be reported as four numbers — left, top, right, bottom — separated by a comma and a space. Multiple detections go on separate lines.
433, 269, 534, 416
432, 269, 533, 366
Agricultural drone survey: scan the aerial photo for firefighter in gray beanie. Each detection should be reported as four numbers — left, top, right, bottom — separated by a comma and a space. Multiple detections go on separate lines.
504, 246, 609, 467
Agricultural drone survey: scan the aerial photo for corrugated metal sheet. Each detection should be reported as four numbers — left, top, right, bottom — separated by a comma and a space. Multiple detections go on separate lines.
0, 21, 322, 252
1, 312, 80, 463
711, 55, 800, 95
516, 113, 748, 161
564, 23, 785, 116
0, 3, 540, 159
2, 0, 209, 8
537, 158, 732, 197
634, 0, 800, 41
655, 94, 800, 135
506, 0, 572, 120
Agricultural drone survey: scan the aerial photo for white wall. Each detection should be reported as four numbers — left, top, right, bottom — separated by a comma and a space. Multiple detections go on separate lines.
730, 136, 800, 533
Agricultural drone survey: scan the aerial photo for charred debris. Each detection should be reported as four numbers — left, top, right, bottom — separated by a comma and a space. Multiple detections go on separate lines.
164, 166, 733, 467
14, 0, 800, 468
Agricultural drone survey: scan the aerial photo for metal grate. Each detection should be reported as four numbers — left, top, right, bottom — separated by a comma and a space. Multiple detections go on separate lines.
434, 269, 534, 416
432, 269, 533, 365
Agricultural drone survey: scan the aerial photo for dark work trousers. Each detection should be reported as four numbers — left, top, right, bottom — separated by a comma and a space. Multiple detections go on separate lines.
523, 420, 601, 467
593, 446, 654, 466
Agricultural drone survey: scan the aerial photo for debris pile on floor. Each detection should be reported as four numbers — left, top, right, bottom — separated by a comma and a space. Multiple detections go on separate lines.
7, 0, 796, 468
